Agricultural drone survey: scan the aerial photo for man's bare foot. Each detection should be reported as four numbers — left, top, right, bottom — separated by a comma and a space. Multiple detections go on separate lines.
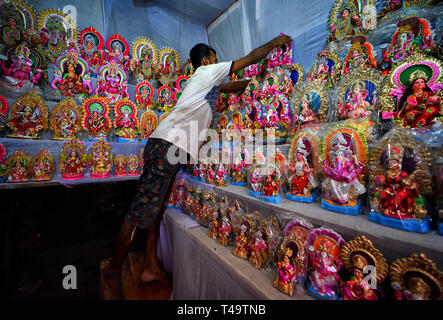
140, 267, 171, 286
102, 264, 123, 300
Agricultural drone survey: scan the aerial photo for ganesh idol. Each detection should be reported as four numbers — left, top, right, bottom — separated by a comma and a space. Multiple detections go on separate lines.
95, 60, 129, 105
320, 125, 368, 215
0, 44, 43, 90
337, 82, 372, 120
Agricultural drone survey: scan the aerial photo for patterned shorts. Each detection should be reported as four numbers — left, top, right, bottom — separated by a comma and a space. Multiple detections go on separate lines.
125, 138, 183, 229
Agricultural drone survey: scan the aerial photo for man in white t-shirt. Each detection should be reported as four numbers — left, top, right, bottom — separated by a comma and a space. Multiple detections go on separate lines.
102, 34, 292, 299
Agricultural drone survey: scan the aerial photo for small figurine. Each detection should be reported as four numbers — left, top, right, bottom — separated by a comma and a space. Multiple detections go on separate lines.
286, 133, 319, 202
231, 149, 248, 186
79, 27, 105, 75
233, 215, 256, 260
183, 186, 195, 215
82, 96, 111, 140
249, 227, 269, 269
113, 154, 126, 177
58, 140, 87, 180
130, 37, 158, 81
261, 164, 282, 203
307, 227, 345, 300
156, 85, 175, 113
0, 95, 8, 132
194, 159, 207, 182
127, 154, 140, 176
50, 97, 82, 140
214, 164, 228, 187
248, 163, 264, 199
139, 109, 158, 141
208, 209, 220, 240
190, 188, 203, 223
390, 253, 443, 300
368, 128, 432, 233
172, 181, 188, 210
104, 34, 130, 72
7, 149, 30, 182
205, 158, 217, 185
113, 98, 138, 142
0, 144, 8, 183
51, 48, 93, 100
339, 236, 388, 300
32, 150, 54, 181
199, 192, 216, 226
217, 215, 232, 247
89, 140, 112, 179
321, 124, 368, 215
135, 81, 155, 110
7, 92, 49, 139
95, 60, 129, 105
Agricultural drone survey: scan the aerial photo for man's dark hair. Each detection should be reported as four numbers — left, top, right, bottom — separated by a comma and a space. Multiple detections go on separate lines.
190, 43, 216, 70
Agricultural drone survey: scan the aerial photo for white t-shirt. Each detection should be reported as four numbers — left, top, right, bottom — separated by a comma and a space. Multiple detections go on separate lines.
150, 61, 233, 162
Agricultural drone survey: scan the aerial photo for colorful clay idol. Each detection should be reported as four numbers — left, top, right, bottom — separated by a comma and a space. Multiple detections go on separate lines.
113, 154, 126, 177
0, 144, 7, 183
32, 150, 54, 181
130, 37, 158, 81
135, 81, 155, 110
249, 221, 271, 269
0, 95, 8, 132
233, 214, 256, 260
96, 60, 129, 105
38, 8, 76, 63
59, 140, 87, 180
90, 140, 112, 179
50, 97, 82, 140
231, 149, 248, 186
320, 123, 368, 215
306, 50, 341, 88
113, 98, 138, 142
380, 53, 442, 128
261, 164, 282, 203
248, 163, 264, 199
79, 27, 105, 75
368, 128, 432, 232
199, 191, 216, 227
7, 92, 49, 138
286, 130, 320, 202
328, 0, 368, 42
340, 236, 388, 300
82, 96, 111, 140
127, 154, 140, 176
7, 149, 30, 182
390, 253, 442, 300
51, 48, 93, 100
158, 47, 180, 87
292, 81, 327, 132
139, 109, 158, 141
307, 227, 345, 300
156, 85, 175, 113
105, 34, 130, 72
341, 35, 377, 75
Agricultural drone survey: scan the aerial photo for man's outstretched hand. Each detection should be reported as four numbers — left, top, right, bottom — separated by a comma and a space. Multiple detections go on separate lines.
271, 34, 292, 49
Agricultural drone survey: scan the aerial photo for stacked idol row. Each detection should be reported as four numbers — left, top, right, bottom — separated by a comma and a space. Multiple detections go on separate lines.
0, 140, 143, 183
0, 0, 192, 111
191, 122, 443, 235
214, 2, 442, 145
167, 179, 443, 300
0, 90, 183, 142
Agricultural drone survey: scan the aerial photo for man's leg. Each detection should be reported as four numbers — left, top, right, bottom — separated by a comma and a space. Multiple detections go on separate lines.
102, 220, 137, 299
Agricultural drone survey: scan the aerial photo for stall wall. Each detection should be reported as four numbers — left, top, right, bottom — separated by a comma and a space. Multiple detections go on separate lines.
31, 0, 209, 63
207, 0, 337, 71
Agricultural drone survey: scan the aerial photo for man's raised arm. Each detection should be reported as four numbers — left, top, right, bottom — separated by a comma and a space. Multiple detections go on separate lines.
230, 34, 292, 74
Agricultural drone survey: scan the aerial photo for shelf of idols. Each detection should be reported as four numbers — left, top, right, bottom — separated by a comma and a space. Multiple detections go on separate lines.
178, 173, 443, 270
164, 208, 314, 300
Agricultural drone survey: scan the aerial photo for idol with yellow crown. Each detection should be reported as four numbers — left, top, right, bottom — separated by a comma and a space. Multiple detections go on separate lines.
51, 48, 93, 101
368, 127, 432, 233
96, 60, 129, 105
339, 236, 388, 300
380, 53, 442, 128
90, 140, 112, 179
341, 34, 377, 75
130, 37, 158, 81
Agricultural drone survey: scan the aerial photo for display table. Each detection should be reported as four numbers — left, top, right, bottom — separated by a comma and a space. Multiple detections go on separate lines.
160, 173, 443, 300
163, 208, 313, 300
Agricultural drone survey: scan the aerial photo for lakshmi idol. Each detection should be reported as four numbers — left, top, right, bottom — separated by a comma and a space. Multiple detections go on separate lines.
395, 70, 441, 128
